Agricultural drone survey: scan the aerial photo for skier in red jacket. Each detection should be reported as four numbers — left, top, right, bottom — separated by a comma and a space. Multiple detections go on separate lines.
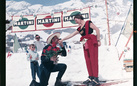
59, 14, 101, 86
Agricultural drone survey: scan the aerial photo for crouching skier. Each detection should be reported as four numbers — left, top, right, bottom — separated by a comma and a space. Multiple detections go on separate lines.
40, 32, 67, 86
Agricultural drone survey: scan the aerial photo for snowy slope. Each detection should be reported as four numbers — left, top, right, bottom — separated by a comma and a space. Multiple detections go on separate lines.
6, 43, 133, 86
6, 0, 133, 86
6, 31, 133, 86
6, 0, 132, 20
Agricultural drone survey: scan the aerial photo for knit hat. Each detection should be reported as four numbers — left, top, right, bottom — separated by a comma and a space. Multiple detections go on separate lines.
47, 32, 61, 44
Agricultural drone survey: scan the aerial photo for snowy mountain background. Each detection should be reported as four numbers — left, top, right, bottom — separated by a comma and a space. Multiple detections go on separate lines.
6, 0, 133, 86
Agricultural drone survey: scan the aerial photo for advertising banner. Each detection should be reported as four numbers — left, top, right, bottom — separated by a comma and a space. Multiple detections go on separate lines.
63, 7, 91, 28
12, 15, 35, 32
36, 12, 62, 30
12, 7, 90, 32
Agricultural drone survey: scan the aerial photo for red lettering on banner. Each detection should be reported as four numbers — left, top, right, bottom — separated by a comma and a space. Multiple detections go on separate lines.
43, 16, 54, 27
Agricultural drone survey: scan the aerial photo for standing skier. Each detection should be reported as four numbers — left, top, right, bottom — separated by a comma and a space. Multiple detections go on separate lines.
27, 44, 40, 81
59, 14, 101, 86
34, 34, 45, 52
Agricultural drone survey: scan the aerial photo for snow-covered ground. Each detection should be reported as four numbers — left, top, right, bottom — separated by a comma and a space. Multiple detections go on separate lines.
6, 30, 133, 86
6, 0, 133, 86
6, 45, 133, 86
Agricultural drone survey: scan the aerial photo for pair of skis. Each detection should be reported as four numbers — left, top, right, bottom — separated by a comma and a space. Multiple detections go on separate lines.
62, 79, 128, 86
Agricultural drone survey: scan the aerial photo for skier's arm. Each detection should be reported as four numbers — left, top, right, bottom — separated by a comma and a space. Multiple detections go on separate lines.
36, 53, 39, 60
27, 54, 30, 61
27, 54, 32, 61
58, 40, 67, 56
60, 47, 67, 56
33, 41, 38, 51
90, 22, 101, 46
61, 31, 79, 42
90, 23, 100, 41
35, 46, 38, 51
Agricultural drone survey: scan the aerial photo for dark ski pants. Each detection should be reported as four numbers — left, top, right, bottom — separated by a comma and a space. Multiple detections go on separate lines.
83, 43, 98, 78
30, 61, 40, 80
40, 63, 67, 86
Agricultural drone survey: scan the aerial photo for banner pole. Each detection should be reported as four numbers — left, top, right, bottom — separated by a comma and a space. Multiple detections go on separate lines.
105, 0, 111, 46
119, 30, 133, 60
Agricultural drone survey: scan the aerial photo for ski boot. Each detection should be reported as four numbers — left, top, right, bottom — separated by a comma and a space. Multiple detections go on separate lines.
88, 77, 100, 86
83, 76, 94, 84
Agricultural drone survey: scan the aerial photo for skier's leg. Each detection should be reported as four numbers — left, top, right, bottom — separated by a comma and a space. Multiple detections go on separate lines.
36, 62, 40, 80
51, 63, 67, 80
40, 65, 51, 86
51, 64, 67, 86
88, 44, 99, 77
88, 44, 98, 77
93, 44, 99, 77
31, 62, 36, 80
83, 47, 93, 76
83, 47, 95, 84
88, 44, 100, 86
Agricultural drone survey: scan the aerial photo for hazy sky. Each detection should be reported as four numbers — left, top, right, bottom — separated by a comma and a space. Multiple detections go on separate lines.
6, 0, 87, 6
6, 0, 133, 6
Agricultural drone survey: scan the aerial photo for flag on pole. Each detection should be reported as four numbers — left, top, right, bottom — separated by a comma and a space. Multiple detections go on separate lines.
13, 34, 21, 53
115, 5, 132, 46
118, 6, 133, 60
122, 7, 133, 39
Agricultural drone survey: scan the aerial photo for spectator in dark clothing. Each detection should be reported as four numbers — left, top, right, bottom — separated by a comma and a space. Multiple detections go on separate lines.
40, 32, 67, 86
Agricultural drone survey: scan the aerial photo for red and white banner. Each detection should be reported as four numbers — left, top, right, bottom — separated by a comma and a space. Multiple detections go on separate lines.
36, 12, 62, 30
12, 15, 35, 32
12, 7, 90, 33
63, 7, 91, 28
